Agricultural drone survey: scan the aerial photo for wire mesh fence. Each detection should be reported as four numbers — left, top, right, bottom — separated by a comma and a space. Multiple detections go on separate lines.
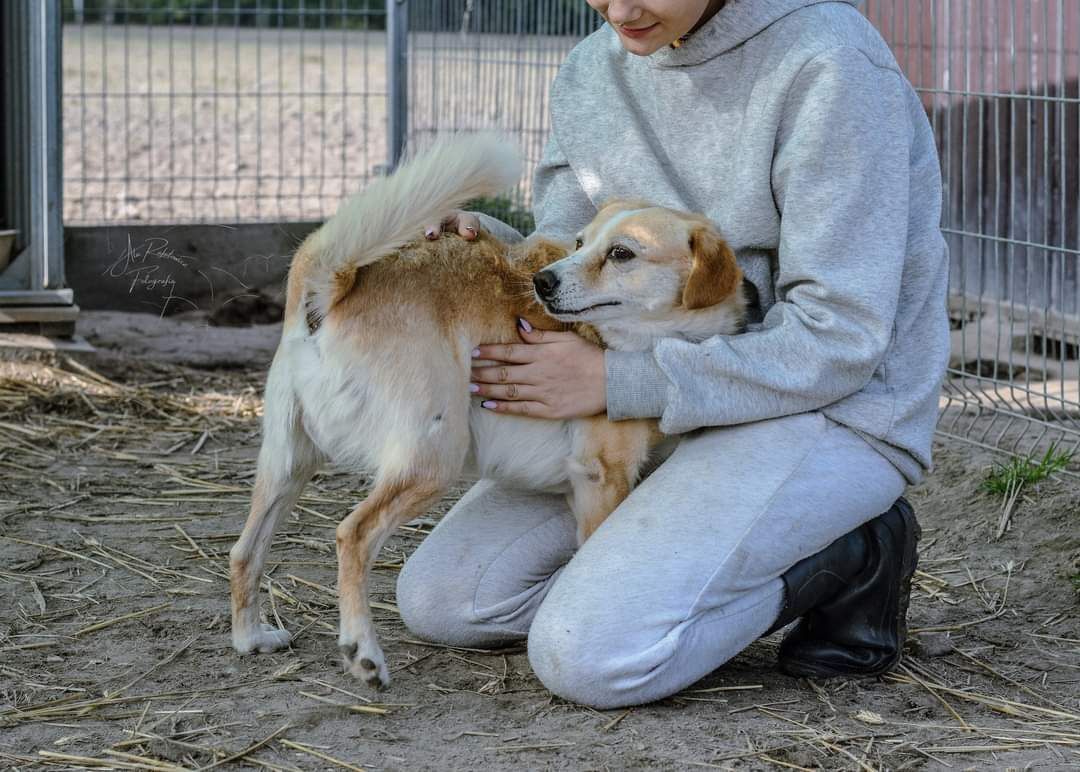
58, 0, 1080, 467
405, 0, 601, 213
61, 0, 389, 225
864, 0, 1079, 467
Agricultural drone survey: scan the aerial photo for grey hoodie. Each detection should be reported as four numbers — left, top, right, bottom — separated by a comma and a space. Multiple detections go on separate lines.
502, 0, 949, 484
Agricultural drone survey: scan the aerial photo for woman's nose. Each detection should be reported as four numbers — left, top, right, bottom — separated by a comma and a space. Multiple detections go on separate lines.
605, 0, 643, 25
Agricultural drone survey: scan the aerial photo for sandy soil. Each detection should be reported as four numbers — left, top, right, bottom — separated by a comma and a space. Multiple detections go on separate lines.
1, 310, 1079, 770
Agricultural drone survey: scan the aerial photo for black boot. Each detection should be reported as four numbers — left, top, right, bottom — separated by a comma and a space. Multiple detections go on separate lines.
767, 498, 920, 679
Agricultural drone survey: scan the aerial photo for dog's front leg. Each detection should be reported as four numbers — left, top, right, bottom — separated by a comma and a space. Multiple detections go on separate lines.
566, 418, 659, 545
336, 477, 446, 689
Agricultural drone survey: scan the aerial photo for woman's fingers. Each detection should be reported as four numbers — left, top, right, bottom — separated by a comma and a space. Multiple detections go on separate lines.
478, 399, 550, 418
515, 324, 581, 344
424, 211, 481, 241
470, 382, 539, 401
470, 362, 534, 385
468, 325, 606, 419
456, 212, 481, 240
472, 330, 580, 364
472, 343, 540, 365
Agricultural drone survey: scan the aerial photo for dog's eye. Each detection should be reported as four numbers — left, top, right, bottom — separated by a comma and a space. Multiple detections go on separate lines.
608, 245, 635, 262
575, 237, 584, 250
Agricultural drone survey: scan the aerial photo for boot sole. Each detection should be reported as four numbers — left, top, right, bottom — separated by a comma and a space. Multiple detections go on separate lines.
780, 500, 921, 680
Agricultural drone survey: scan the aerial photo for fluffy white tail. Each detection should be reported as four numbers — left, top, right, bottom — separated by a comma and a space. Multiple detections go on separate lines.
307, 133, 521, 318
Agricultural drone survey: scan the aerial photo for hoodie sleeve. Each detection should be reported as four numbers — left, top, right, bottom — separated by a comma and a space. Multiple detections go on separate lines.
605, 47, 914, 431
532, 133, 598, 242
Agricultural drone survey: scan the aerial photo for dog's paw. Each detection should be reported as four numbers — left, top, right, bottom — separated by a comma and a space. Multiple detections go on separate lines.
339, 639, 390, 690
233, 623, 293, 655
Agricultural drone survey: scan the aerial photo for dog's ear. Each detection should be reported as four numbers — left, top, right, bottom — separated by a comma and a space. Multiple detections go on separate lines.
682, 226, 742, 310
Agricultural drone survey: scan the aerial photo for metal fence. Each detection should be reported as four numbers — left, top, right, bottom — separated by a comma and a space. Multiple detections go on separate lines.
62, 0, 389, 225
405, 0, 601, 209
59, 0, 1080, 468
863, 0, 1079, 466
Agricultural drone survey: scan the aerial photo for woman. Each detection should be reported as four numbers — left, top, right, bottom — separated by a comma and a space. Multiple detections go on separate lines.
400, 0, 949, 709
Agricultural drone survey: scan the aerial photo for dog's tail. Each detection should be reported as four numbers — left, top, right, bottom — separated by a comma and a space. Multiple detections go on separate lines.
306, 133, 521, 319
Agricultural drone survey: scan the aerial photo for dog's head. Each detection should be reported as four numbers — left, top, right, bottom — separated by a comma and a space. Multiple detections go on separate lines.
532, 200, 744, 330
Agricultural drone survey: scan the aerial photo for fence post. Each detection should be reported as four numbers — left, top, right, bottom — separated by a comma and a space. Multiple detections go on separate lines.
386, 0, 408, 172
0, 0, 69, 306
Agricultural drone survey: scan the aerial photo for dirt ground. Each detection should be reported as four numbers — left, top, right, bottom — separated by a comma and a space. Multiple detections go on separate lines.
2, 310, 1079, 771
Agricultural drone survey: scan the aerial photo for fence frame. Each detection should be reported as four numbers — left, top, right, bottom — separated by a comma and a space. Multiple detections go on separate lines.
0, 0, 71, 310
387, 0, 409, 170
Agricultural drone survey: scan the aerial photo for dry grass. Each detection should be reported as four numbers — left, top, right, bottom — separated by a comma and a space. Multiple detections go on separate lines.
2, 346, 1079, 770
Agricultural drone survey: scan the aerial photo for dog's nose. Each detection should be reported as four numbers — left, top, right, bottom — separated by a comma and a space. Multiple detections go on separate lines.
533, 270, 560, 300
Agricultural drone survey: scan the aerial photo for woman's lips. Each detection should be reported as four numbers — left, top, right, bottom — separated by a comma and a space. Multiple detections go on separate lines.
617, 22, 659, 39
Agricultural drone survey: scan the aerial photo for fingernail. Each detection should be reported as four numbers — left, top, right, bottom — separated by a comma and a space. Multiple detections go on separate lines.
469, 383, 480, 393
518, 317, 533, 333
425, 228, 437, 239
471, 348, 480, 358
481, 400, 497, 409
465, 226, 477, 234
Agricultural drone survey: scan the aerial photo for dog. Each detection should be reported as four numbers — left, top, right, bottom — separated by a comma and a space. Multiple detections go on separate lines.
229, 134, 746, 689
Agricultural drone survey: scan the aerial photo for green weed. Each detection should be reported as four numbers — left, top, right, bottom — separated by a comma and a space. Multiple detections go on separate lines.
982, 444, 1075, 498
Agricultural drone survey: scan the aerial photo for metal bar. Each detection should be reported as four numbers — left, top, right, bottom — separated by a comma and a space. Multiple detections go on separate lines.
387, 0, 408, 170
7, 0, 66, 298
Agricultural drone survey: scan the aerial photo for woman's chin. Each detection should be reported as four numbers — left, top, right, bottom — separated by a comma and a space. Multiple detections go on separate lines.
615, 27, 674, 56
619, 38, 669, 56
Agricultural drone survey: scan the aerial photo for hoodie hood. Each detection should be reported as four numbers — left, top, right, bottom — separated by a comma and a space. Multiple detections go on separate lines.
649, 0, 862, 67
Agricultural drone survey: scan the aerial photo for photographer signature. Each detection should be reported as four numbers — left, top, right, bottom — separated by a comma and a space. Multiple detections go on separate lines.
103, 234, 280, 317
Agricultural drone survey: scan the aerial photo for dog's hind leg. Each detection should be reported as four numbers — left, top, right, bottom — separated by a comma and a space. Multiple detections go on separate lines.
230, 371, 321, 655
336, 474, 448, 689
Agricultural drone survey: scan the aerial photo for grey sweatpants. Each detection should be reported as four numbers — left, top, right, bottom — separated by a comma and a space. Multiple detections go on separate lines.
396, 412, 906, 708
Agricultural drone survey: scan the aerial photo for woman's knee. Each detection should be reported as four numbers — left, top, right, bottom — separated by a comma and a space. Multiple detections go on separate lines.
526, 582, 785, 709
526, 598, 678, 709
396, 554, 491, 647
396, 550, 536, 648
528, 609, 616, 708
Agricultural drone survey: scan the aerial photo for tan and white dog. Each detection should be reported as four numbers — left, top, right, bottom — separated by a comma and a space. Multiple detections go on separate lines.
229, 135, 746, 689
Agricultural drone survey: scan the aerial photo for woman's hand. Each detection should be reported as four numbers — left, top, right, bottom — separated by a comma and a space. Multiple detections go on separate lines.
470, 319, 607, 419
424, 210, 483, 241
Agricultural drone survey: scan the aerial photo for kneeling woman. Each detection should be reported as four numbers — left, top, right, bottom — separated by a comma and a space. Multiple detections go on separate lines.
402, 0, 948, 709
